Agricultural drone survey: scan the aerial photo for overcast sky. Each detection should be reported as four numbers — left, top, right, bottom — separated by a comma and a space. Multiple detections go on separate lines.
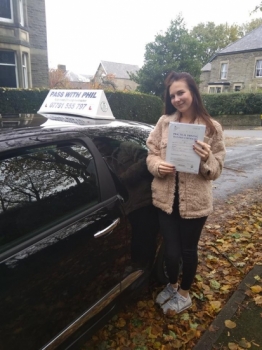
45, 0, 261, 75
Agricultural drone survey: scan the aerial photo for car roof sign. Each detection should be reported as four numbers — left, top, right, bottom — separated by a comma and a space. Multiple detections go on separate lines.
38, 89, 115, 120
40, 114, 113, 127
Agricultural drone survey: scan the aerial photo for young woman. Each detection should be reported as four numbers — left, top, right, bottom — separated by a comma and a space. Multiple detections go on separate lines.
146, 71, 226, 314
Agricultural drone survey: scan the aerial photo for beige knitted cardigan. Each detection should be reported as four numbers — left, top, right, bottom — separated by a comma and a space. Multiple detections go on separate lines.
146, 112, 226, 218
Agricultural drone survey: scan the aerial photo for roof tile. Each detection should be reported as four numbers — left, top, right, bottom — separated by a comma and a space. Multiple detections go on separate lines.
101, 60, 139, 79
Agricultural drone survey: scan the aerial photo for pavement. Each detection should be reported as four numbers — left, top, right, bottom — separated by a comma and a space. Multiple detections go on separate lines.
193, 264, 262, 350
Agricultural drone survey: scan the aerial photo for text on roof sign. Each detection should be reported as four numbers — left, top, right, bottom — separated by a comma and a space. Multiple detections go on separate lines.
50, 91, 97, 98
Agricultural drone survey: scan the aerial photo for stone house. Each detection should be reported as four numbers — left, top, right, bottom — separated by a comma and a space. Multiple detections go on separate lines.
93, 60, 139, 91
0, 0, 49, 88
199, 25, 262, 93
50, 64, 92, 89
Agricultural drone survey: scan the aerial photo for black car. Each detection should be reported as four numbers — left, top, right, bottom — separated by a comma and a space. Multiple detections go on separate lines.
0, 113, 166, 350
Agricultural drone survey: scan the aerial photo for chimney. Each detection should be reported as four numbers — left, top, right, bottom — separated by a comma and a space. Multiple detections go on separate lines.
57, 64, 66, 71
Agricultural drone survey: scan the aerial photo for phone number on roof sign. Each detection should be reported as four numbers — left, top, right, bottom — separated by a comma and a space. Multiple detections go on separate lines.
49, 103, 88, 110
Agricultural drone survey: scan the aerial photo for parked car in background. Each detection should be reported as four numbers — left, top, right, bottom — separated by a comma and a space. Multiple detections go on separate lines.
0, 108, 166, 350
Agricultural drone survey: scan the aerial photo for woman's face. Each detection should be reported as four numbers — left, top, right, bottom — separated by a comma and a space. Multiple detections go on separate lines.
169, 79, 193, 115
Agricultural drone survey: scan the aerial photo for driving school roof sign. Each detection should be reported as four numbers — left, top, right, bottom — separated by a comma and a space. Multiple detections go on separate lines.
38, 89, 115, 119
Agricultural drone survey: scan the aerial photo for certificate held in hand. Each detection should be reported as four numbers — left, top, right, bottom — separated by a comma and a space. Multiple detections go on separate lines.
166, 122, 206, 174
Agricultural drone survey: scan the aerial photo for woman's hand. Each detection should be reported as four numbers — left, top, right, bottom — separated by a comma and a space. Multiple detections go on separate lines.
193, 140, 211, 162
158, 162, 175, 176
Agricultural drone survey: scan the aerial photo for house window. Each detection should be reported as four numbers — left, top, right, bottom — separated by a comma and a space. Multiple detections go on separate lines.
209, 86, 222, 93
233, 84, 242, 92
220, 62, 228, 79
0, 0, 13, 23
255, 59, 262, 77
19, 0, 24, 26
22, 53, 28, 88
0, 51, 17, 88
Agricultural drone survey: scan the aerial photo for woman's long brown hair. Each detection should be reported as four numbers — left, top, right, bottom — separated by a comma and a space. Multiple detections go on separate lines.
164, 71, 216, 135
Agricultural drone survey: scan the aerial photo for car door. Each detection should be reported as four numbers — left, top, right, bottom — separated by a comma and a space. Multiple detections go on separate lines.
0, 133, 129, 350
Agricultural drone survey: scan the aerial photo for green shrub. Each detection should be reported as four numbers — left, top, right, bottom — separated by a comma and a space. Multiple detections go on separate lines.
202, 92, 262, 115
0, 88, 49, 114
105, 91, 163, 124
0, 88, 163, 124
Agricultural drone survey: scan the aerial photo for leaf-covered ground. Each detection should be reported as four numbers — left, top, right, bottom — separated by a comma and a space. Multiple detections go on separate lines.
83, 186, 262, 350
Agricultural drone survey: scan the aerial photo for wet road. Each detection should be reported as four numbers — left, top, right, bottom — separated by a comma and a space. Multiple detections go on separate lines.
213, 129, 262, 200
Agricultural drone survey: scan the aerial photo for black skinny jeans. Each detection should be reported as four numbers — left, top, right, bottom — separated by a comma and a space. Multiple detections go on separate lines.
158, 180, 207, 290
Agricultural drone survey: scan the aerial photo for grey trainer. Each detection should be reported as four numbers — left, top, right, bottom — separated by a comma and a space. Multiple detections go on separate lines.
155, 283, 177, 305
161, 293, 192, 314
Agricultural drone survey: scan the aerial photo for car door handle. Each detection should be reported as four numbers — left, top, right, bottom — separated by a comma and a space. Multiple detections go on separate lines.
94, 218, 120, 238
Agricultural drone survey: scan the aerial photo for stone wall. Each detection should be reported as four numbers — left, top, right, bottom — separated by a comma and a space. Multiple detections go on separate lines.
199, 70, 211, 93
27, 0, 49, 87
213, 114, 261, 127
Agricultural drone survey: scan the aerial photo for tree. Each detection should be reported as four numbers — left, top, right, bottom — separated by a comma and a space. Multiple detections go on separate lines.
90, 73, 117, 91
190, 22, 240, 64
130, 16, 262, 98
191, 18, 262, 63
253, 1, 262, 12
130, 16, 203, 97
238, 18, 262, 36
49, 68, 71, 88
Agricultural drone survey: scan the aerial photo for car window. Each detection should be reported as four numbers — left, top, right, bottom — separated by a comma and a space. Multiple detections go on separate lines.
92, 135, 153, 215
92, 136, 150, 181
0, 142, 99, 253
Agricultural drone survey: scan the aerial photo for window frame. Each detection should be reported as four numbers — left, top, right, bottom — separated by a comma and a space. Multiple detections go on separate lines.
220, 61, 228, 80
255, 58, 262, 78
0, 50, 18, 88
0, 134, 119, 261
22, 52, 28, 88
208, 85, 223, 94
0, 0, 13, 23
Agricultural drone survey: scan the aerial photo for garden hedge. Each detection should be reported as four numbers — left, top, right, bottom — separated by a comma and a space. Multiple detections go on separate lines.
105, 91, 163, 124
202, 92, 262, 116
0, 88, 163, 124
0, 88, 49, 115
1, 88, 262, 124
